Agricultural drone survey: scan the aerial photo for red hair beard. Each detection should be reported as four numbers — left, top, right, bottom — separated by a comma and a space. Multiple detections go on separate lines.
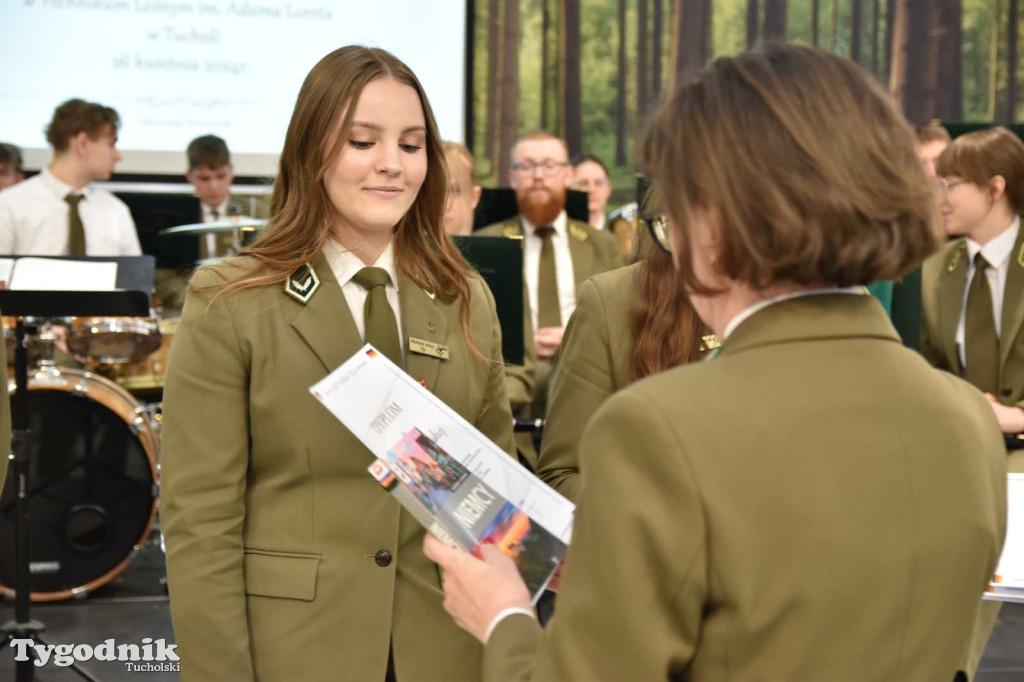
517, 183, 566, 227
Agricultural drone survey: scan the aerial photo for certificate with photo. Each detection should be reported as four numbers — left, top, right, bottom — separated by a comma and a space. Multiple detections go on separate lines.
368, 429, 567, 601
310, 344, 575, 599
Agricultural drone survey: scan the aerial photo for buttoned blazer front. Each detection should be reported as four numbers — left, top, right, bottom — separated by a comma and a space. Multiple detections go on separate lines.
921, 228, 1024, 409
484, 294, 1007, 682
160, 252, 515, 682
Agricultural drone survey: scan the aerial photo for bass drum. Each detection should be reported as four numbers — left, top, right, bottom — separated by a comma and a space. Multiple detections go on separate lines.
0, 368, 158, 601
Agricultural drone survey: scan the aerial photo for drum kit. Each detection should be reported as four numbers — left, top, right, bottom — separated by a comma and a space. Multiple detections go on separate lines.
0, 218, 264, 601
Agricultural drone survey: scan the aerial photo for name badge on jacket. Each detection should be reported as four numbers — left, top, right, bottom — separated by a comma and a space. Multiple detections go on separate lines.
409, 337, 449, 360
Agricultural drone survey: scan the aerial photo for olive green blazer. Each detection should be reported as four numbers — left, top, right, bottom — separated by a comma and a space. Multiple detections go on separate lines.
160, 252, 514, 682
484, 294, 1007, 682
535, 263, 641, 501
538, 263, 715, 500
921, 228, 1024, 408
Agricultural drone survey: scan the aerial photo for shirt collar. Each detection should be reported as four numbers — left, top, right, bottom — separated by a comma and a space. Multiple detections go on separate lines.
201, 198, 231, 219
40, 166, 86, 202
966, 215, 1020, 270
520, 210, 568, 239
322, 237, 399, 291
722, 286, 864, 341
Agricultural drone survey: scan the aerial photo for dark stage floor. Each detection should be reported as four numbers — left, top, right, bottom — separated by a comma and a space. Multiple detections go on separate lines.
1, 533, 1022, 681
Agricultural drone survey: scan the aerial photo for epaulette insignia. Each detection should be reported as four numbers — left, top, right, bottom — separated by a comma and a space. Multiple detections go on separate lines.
284, 263, 320, 304
569, 223, 589, 242
502, 225, 523, 240
701, 333, 722, 352
947, 243, 965, 273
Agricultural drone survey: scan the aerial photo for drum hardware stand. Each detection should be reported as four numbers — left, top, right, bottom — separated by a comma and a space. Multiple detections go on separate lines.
0, 256, 156, 682
1, 320, 101, 682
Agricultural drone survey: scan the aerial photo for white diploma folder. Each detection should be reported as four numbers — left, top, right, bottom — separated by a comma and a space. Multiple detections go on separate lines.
310, 344, 575, 545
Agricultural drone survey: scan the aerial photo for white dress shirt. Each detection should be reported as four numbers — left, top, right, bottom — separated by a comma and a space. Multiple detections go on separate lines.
200, 197, 232, 254
722, 287, 866, 341
0, 167, 141, 256
322, 237, 403, 355
520, 211, 577, 330
956, 216, 1020, 369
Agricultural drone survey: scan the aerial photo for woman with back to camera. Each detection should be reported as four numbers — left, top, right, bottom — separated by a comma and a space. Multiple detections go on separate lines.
425, 43, 1008, 681
159, 46, 514, 682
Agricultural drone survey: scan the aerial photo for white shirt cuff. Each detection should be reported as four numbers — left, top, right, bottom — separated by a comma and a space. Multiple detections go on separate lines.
484, 607, 536, 644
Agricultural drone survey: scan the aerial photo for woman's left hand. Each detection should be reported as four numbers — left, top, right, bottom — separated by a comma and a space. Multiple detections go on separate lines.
983, 393, 1024, 434
423, 534, 533, 643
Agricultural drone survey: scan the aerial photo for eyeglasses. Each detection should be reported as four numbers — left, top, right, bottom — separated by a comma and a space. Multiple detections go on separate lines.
511, 160, 570, 176
937, 177, 966, 195
572, 178, 611, 189
641, 211, 673, 254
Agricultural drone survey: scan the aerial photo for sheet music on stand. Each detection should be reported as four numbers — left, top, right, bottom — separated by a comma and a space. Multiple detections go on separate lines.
0, 255, 154, 317
984, 473, 1024, 604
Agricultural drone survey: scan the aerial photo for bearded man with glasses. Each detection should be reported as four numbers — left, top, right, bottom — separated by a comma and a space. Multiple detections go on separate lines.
478, 131, 623, 422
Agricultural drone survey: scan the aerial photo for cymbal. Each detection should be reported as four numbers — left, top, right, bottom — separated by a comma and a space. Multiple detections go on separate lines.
160, 218, 267, 236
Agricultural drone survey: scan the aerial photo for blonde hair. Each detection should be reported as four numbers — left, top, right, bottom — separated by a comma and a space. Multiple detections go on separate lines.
641, 44, 941, 294
443, 141, 476, 183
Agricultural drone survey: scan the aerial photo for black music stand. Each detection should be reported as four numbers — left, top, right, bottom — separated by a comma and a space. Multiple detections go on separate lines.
0, 256, 153, 682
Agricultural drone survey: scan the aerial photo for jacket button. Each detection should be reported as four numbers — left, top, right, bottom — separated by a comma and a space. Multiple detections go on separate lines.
374, 549, 392, 567
1003, 388, 1013, 397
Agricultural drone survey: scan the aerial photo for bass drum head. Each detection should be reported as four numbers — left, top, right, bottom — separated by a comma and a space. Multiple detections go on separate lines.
0, 368, 157, 600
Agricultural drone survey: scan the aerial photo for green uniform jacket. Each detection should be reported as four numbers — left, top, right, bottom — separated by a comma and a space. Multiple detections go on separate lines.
160, 252, 515, 682
484, 294, 1007, 682
921, 230, 1024, 411
920, 232, 1024, 675
536, 264, 639, 502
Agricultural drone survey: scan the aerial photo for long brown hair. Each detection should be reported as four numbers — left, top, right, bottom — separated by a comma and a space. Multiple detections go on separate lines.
628, 238, 706, 381
640, 43, 941, 295
209, 46, 481, 351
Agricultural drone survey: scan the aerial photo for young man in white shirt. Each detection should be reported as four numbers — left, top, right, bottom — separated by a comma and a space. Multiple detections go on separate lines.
920, 125, 1024, 678
186, 134, 238, 258
0, 98, 140, 256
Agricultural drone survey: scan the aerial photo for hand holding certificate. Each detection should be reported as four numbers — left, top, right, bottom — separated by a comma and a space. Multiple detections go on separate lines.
310, 344, 574, 604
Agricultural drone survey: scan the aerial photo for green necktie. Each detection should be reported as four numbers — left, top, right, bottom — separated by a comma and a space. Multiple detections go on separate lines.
535, 226, 562, 328
353, 267, 402, 365
965, 253, 1000, 394
65, 193, 86, 256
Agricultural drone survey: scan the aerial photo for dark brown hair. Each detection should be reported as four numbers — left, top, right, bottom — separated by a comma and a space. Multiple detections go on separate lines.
45, 99, 120, 153
640, 43, 941, 294
210, 47, 484, 355
187, 135, 231, 170
629, 238, 706, 381
936, 126, 1024, 214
